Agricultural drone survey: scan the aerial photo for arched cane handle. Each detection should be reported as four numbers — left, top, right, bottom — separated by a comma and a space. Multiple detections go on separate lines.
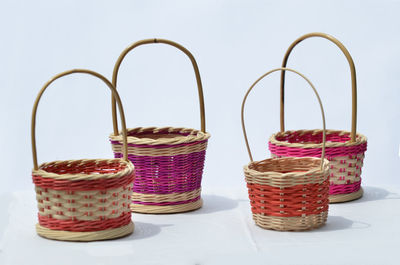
280, 32, 357, 142
241, 68, 326, 170
111, 38, 206, 134
31, 69, 129, 170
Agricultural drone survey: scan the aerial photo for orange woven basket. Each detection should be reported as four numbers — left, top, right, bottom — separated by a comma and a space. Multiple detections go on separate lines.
242, 68, 330, 231
31, 69, 135, 241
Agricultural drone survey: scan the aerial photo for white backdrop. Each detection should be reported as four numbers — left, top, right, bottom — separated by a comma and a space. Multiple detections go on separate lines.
0, 0, 399, 194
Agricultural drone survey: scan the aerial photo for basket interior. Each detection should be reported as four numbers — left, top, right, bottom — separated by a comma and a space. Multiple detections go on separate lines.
39, 159, 128, 176
275, 130, 351, 145
249, 157, 322, 174
127, 129, 194, 140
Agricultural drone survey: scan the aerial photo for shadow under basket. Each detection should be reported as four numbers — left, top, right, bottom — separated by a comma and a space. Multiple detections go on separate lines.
244, 157, 330, 231
269, 129, 367, 203
110, 127, 211, 214
32, 159, 135, 241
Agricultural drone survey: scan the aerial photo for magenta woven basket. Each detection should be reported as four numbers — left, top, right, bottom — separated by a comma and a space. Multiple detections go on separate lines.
109, 39, 210, 213
269, 32, 368, 203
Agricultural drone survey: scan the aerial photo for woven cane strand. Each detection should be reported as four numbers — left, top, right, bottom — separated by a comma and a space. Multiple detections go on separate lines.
36, 222, 134, 241
252, 212, 328, 231
132, 188, 201, 203
131, 199, 203, 214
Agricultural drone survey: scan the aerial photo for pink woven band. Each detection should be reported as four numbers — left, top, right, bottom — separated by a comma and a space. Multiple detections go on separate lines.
110, 139, 208, 149
329, 180, 361, 195
269, 142, 367, 158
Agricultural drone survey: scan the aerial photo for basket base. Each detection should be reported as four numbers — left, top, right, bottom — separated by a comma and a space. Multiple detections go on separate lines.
131, 199, 203, 214
36, 222, 134, 242
252, 211, 328, 231
329, 187, 363, 203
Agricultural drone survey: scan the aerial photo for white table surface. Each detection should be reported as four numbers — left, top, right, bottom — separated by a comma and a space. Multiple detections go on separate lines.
1, 186, 399, 265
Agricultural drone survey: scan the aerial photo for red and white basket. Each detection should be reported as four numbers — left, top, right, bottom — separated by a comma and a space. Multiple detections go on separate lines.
31, 69, 135, 241
270, 32, 367, 203
242, 68, 330, 231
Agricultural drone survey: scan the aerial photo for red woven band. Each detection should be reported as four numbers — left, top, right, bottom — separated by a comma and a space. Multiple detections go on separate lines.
247, 180, 329, 217
32, 172, 135, 191
38, 212, 132, 232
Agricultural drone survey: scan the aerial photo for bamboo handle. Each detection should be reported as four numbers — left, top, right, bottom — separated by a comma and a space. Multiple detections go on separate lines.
111, 38, 206, 134
241, 68, 326, 170
280, 32, 357, 142
31, 69, 129, 170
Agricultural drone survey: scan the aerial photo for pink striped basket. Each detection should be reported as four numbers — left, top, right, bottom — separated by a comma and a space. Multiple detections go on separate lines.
269, 32, 368, 203
109, 39, 210, 214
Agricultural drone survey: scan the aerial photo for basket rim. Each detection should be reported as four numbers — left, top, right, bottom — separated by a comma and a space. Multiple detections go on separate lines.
32, 158, 134, 181
109, 126, 211, 145
244, 157, 330, 178
269, 129, 367, 149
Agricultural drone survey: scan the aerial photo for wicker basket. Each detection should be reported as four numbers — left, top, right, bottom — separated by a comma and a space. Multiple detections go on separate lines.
109, 39, 210, 214
31, 69, 135, 241
242, 68, 330, 231
271, 32, 367, 203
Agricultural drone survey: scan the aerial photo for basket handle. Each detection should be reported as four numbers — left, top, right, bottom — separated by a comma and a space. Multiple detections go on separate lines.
31, 69, 129, 170
280, 32, 357, 142
111, 38, 206, 134
241, 68, 326, 170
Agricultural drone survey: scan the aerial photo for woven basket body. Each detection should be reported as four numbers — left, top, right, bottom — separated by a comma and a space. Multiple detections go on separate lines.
32, 159, 135, 241
241, 68, 331, 231
244, 157, 330, 231
110, 39, 210, 213
31, 69, 135, 241
269, 130, 367, 202
110, 127, 210, 213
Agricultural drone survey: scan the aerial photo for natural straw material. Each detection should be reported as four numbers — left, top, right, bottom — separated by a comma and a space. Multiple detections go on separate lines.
242, 68, 330, 231
276, 32, 367, 203
31, 69, 135, 241
110, 39, 210, 214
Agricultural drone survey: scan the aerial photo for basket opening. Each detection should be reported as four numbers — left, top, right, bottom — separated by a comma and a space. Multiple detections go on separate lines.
249, 158, 321, 174
40, 160, 128, 176
275, 131, 351, 144
127, 130, 192, 140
